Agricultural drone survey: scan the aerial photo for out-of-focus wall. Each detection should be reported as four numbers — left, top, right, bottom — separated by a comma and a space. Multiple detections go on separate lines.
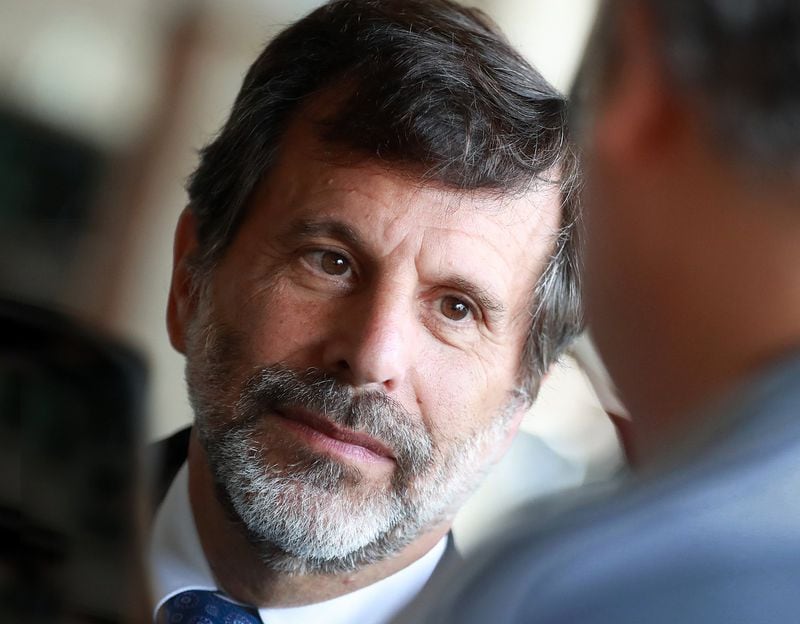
476, 0, 599, 92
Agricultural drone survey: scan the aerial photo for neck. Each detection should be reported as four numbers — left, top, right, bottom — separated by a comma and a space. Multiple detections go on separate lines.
186, 433, 449, 607
619, 173, 800, 464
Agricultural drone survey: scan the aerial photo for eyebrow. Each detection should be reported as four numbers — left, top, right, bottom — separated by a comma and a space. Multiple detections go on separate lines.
285, 218, 366, 251
284, 217, 508, 319
444, 276, 507, 319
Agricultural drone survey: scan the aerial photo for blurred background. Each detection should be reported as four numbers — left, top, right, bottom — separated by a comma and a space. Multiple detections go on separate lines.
2, 0, 620, 550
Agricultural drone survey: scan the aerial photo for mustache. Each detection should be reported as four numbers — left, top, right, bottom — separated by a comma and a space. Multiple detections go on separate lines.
234, 365, 434, 475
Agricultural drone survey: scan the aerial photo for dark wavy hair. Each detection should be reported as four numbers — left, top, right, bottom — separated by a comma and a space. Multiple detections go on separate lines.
186, 0, 582, 399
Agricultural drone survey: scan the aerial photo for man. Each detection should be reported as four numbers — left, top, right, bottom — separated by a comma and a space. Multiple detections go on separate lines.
148, 1, 581, 622
399, 0, 800, 622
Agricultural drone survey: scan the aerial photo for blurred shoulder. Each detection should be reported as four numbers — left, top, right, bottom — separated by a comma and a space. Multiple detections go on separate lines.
404, 432, 800, 624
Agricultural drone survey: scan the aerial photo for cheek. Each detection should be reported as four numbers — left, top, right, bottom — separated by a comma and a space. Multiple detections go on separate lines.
413, 348, 508, 443
226, 280, 334, 364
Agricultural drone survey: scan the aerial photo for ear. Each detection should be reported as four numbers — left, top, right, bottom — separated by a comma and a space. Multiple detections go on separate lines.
592, 3, 682, 169
167, 208, 201, 354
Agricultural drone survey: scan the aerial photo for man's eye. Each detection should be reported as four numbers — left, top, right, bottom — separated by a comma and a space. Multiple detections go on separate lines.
312, 250, 351, 276
440, 295, 472, 321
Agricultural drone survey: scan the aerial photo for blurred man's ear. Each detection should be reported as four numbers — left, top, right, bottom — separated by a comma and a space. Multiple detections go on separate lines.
592, 3, 682, 169
166, 208, 201, 355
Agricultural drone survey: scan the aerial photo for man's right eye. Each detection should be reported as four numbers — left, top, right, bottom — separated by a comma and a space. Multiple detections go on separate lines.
305, 250, 353, 277
439, 295, 473, 322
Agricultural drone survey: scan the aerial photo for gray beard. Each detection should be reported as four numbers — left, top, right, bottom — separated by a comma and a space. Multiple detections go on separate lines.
186, 318, 516, 575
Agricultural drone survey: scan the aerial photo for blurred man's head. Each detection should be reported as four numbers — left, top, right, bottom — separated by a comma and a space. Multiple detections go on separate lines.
167, 0, 581, 578
573, 0, 800, 451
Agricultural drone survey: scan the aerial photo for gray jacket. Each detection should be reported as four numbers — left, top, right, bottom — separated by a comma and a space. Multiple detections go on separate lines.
399, 354, 800, 623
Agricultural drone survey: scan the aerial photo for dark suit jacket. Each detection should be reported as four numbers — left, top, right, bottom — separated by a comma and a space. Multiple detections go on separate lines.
150, 426, 191, 509
399, 353, 800, 623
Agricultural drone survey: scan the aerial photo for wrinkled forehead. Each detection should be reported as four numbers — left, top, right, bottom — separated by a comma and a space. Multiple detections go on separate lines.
218, 93, 565, 321
250, 130, 563, 259
237, 120, 563, 313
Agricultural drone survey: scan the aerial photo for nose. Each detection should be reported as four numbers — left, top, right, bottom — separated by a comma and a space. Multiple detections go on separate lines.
322, 288, 414, 392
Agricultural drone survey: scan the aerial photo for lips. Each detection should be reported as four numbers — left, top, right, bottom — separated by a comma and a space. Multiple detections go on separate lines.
276, 407, 396, 460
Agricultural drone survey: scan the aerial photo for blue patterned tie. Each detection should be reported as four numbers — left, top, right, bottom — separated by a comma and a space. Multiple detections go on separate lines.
156, 589, 261, 624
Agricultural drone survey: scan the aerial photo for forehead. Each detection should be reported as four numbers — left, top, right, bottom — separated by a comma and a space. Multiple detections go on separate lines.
235, 115, 562, 310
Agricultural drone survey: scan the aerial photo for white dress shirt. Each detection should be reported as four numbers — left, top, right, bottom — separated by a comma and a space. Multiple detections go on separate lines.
149, 462, 447, 624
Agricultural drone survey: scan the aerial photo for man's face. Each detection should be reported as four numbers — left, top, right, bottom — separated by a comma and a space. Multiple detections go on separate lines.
173, 118, 561, 573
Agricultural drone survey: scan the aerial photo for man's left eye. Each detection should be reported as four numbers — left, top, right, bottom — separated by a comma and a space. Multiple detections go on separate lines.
313, 250, 351, 276
440, 295, 472, 321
